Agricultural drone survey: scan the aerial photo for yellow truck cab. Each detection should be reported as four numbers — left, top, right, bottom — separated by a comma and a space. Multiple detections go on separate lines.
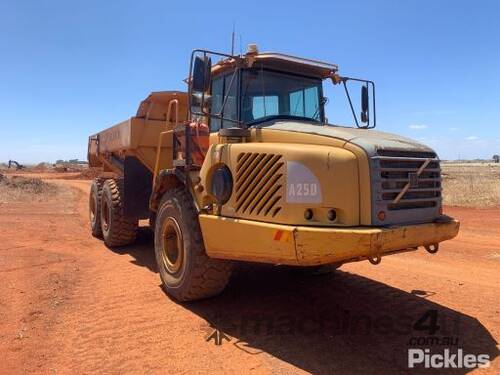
88, 45, 459, 301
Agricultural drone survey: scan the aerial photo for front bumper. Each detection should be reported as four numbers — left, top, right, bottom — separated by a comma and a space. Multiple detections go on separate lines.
199, 214, 460, 266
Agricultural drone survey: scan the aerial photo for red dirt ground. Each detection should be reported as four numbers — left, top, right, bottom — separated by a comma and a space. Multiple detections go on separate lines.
0, 179, 498, 374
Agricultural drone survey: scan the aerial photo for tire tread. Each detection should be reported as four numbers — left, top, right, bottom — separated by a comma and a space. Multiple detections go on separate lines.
101, 179, 138, 247
157, 187, 232, 301
90, 178, 103, 238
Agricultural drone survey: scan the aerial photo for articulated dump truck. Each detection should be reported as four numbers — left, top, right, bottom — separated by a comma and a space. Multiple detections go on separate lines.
88, 45, 459, 301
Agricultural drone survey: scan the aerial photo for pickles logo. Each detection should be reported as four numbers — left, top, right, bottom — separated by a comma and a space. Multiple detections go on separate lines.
286, 161, 322, 203
408, 349, 490, 369
407, 310, 490, 369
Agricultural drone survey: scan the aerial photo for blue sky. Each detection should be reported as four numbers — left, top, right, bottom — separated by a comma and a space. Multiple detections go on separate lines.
0, 0, 499, 163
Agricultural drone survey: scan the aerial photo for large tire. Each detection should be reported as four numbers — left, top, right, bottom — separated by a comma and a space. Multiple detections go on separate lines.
89, 179, 103, 238
100, 179, 138, 247
154, 187, 232, 301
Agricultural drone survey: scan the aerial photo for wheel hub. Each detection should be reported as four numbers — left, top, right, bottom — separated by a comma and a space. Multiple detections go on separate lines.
161, 217, 183, 274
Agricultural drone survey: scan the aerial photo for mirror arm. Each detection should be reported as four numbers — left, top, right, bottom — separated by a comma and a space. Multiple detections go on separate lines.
342, 80, 360, 128
339, 76, 377, 129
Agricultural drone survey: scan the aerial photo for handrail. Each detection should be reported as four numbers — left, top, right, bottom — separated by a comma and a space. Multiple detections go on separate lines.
152, 99, 179, 189
166, 99, 179, 132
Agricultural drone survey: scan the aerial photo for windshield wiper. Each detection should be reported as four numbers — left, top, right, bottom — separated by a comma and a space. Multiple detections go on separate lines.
246, 114, 321, 127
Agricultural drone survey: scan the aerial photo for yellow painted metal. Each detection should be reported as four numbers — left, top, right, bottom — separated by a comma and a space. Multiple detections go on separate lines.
198, 127, 371, 227
199, 215, 299, 264
250, 128, 373, 225
199, 142, 360, 226
199, 214, 460, 266
160, 216, 184, 273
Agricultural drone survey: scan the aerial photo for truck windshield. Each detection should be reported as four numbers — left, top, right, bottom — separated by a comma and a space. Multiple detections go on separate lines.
240, 69, 323, 125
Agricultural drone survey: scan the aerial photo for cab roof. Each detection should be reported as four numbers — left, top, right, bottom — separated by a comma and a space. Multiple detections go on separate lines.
211, 50, 338, 79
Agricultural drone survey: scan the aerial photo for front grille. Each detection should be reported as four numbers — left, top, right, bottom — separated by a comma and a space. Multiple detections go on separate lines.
372, 149, 442, 215
235, 153, 284, 218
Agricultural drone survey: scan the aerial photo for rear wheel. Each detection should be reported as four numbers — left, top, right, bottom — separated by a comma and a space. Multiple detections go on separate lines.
89, 179, 103, 238
154, 187, 232, 301
100, 179, 138, 247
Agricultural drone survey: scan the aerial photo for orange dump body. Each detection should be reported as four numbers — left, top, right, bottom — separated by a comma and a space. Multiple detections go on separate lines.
87, 91, 190, 174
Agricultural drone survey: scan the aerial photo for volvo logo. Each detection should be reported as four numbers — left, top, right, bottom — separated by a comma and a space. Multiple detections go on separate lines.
392, 158, 432, 204
409, 172, 419, 188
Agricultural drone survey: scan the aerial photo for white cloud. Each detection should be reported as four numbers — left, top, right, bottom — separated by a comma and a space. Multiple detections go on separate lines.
409, 124, 428, 130
465, 136, 479, 141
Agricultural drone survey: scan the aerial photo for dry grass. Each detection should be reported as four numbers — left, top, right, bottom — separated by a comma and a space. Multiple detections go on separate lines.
1, 164, 497, 208
0, 174, 59, 203
441, 163, 500, 208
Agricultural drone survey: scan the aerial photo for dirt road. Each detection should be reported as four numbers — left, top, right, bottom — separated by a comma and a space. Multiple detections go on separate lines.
0, 179, 498, 374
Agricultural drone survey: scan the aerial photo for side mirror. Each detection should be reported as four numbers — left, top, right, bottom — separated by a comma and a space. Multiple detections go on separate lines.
361, 85, 369, 123
192, 56, 212, 93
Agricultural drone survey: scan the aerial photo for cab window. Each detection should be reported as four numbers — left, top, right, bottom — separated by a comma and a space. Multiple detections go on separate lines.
252, 96, 279, 119
209, 73, 238, 132
289, 87, 320, 119
241, 69, 322, 124
210, 76, 223, 132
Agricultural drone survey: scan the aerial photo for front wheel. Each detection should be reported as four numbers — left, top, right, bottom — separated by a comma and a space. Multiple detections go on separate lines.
154, 187, 232, 302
